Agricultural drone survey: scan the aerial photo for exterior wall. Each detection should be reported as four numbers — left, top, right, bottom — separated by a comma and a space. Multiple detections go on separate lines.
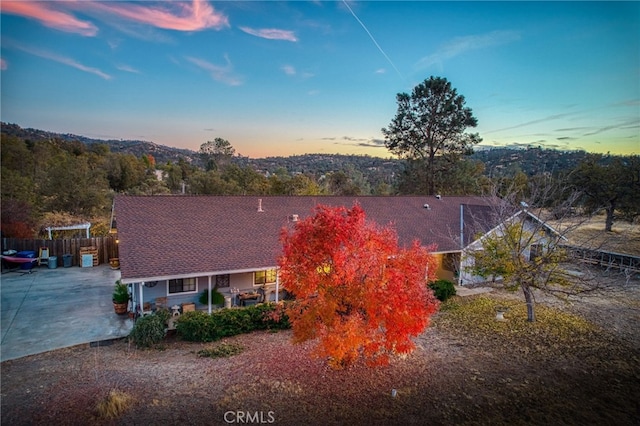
459, 250, 492, 286
229, 272, 255, 291
138, 281, 166, 304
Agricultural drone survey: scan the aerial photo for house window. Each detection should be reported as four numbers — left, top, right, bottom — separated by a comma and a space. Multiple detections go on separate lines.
216, 274, 230, 288
254, 269, 277, 286
168, 278, 196, 294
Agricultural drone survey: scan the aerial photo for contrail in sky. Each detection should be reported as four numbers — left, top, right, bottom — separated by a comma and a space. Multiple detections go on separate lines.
342, 0, 403, 80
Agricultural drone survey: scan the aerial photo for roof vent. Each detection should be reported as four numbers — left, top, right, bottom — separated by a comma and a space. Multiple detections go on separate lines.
258, 198, 264, 212
435, 194, 442, 199
423, 203, 430, 210
291, 214, 299, 222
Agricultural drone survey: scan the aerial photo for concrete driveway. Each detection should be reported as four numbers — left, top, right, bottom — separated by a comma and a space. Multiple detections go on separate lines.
0, 263, 132, 362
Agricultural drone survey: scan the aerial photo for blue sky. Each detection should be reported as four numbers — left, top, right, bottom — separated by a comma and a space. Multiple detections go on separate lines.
1, 1, 638, 158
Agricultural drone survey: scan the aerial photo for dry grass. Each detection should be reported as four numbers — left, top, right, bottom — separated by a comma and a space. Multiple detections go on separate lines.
197, 342, 245, 358
95, 389, 132, 420
549, 214, 640, 255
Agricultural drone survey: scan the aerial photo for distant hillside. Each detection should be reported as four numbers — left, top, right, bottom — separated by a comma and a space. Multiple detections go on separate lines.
1, 122, 200, 166
471, 146, 590, 177
242, 153, 401, 176
1, 122, 602, 179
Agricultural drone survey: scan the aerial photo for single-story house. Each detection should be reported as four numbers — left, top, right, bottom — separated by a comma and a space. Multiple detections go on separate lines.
114, 195, 509, 314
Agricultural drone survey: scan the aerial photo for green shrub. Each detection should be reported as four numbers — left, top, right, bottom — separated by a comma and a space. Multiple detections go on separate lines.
199, 288, 225, 306
175, 311, 216, 342
197, 342, 244, 358
154, 308, 171, 325
129, 313, 166, 348
175, 303, 290, 342
429, 279, 457, 302
211, 308, 252, 337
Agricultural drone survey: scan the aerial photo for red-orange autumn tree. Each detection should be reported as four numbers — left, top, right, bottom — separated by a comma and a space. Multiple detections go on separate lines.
278, 204, 439, 369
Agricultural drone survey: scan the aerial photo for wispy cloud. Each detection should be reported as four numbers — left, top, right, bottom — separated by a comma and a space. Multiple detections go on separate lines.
341, 0, 403, 80
330, 136, 386, 148
0, 58, 7, 71
186, 55, 242, 86
484, 112, 576, 134
1, 1, 98, 36
85, 0, 228, 32
416, 30, 520, 69
375, 68, 386, 74
282, 65, 296, 75
239, 27, 297, 42
582, 118, 640, 137
117, 64, 140, 74
281, 65, 314, 80
611, 98, 640, 107
5, 39, 111, 80
555, 127, 590, 132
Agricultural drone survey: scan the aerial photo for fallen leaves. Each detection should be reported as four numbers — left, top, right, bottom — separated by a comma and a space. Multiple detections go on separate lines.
434, 294, 610, 358
2, 281, 639, 425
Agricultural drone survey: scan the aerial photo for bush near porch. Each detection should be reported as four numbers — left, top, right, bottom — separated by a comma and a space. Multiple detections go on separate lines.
176, 303, 290, 342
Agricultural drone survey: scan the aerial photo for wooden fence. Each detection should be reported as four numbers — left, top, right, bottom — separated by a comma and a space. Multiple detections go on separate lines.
1, 237, 119, 267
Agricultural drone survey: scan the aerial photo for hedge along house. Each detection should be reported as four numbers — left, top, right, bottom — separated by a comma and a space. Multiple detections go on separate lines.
115, 195, 501, 315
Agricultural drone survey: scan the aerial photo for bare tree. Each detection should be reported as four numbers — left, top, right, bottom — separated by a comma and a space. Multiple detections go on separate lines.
462, 178, 604, 322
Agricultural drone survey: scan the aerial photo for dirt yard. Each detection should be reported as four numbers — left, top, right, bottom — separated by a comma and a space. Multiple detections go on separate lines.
2, 271, 639, 425
550, 213, 640, 256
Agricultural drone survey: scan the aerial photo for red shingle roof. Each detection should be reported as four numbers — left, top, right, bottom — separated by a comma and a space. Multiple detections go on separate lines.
115, 195, 498, 282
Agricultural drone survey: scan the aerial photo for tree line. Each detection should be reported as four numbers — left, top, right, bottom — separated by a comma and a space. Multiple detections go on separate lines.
2, 76, 638, 238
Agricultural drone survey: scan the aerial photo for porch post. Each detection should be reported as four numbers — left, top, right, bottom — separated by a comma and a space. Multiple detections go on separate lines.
459, 203, 465, 287
208, 275, 212, 314
139, 283, 145, 314
460, 204, 464, 249
275, 270, 280, 303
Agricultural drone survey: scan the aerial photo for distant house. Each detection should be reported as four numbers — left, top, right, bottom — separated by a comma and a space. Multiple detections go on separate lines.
458, 208, 568, 285
115, 195, 505, 314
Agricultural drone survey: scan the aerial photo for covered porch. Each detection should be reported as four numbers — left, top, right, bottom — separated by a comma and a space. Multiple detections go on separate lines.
123, 267, 286, 317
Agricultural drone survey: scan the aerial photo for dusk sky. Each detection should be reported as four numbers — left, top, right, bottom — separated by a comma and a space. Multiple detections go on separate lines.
1, 1, 638, 158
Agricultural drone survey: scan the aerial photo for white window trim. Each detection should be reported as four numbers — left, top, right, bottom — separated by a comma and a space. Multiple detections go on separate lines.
167, 277, 198, 295
253, 269, 277, 287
